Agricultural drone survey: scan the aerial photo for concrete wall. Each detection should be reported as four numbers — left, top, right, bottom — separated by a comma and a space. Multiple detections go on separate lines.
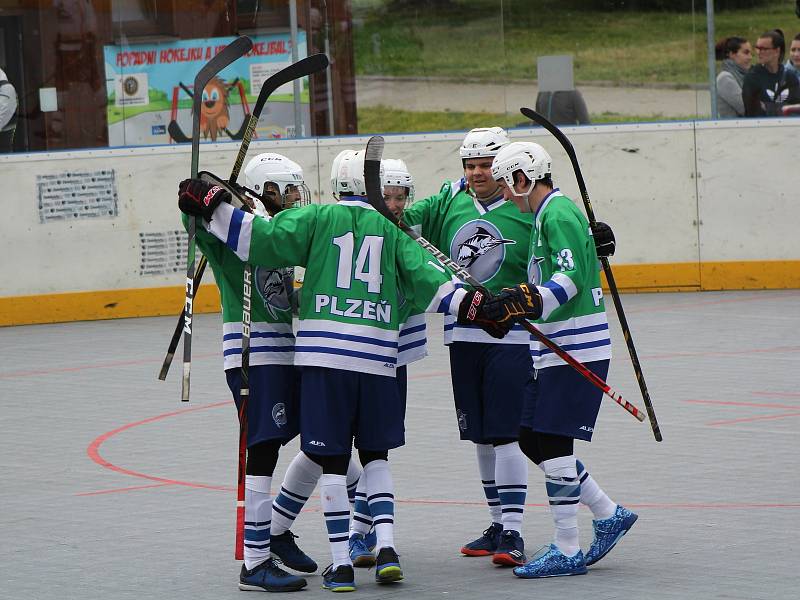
3, 118, 798, 325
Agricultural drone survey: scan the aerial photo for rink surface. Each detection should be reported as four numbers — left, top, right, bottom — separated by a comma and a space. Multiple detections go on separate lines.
1, 290, 797, 600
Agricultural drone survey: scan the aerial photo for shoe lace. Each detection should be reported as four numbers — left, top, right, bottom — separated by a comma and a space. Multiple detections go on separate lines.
321, 563, 334, 578
483, 524, 501, 538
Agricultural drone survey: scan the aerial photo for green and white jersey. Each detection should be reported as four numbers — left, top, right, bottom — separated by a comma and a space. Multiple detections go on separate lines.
397, 300, 427, 367
184, 213, 294, 370
528, 188, 611, 369
204, 197, 466, 377
403, 178, 533, 345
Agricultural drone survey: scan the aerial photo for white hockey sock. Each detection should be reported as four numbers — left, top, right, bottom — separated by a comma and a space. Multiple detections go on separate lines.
350, 475, 372, 537
320, 473, 352, 568
272, 452, 321, 536
493, 442, 527, 533
543, 456, 580, 557
475, 443, 502, 524
244, 475, 272, 570
363, 460, 395, 551
576, 459, 617, 520
346, 456, 362, 506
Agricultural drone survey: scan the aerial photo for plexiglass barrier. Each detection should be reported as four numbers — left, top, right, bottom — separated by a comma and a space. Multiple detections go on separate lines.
1, 0, 799, 153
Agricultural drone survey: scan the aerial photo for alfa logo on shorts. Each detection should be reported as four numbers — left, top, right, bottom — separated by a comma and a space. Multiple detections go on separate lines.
456, 409, 468, 432
272, 402, 287, 427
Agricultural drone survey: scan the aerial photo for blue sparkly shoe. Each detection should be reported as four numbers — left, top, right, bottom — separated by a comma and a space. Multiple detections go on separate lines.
364, 527, 377, 551
512, 544, 587, 578
348, 533, 376, 568
585, 505, 638, 566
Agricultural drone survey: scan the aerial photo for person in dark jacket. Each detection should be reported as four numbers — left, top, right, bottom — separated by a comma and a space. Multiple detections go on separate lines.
742, 29, 800, 117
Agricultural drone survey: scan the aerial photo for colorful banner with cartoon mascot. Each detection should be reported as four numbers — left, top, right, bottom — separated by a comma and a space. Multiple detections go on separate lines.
104, 33, 310, 147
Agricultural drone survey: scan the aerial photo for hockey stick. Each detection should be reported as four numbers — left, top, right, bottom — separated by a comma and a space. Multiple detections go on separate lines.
235, 263, 252, 561
228, 53, 329, 183
159, 52, 329, 381
181, 35, 253, 402
363, 136, 645, 424
519, 107, 662, 440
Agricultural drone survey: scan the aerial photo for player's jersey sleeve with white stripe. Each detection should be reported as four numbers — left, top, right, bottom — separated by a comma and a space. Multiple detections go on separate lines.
528, 189, 612, 369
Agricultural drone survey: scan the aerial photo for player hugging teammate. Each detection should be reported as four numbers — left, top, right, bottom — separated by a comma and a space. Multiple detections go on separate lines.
176, 128, 633, 591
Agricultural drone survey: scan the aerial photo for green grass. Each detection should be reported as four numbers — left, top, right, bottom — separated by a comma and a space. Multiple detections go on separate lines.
352, 0, 798, 85
357, 105, 695, 134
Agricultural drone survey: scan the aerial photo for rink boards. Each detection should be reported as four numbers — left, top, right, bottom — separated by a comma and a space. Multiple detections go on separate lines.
2, 118, 798, 325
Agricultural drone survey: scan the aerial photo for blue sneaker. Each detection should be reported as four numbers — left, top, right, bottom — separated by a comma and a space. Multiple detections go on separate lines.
364, 527, 377, 551
321, 564, 356, 592
513, 544, 587, 579
585, 505, 638, 566
460, 522, 503, 556
492, 530, 526, 566
270, 530, 318, 573
239, 558, 307, 591
375, 547, 403, 583
349, 533, 376, 568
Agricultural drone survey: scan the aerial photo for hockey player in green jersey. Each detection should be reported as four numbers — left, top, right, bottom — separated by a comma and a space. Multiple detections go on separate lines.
402, 126, 533, 566
347, 157, 426, 568
184, 153, 317, 592
486, 141, 637, 579
178, 149, 497, 592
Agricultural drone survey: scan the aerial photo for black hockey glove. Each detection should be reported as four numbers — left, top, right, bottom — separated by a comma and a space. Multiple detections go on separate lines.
592, 221, 616, 258
457, 289, 513, 339
482, 283, 543, 324
178, 178, 231, 221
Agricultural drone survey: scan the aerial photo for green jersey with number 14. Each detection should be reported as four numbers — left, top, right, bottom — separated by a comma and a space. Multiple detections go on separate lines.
203, 197, 466, 377
528, 189, 612, 369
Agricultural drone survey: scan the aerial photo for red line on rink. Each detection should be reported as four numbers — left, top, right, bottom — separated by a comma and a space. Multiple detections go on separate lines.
85, 401, 231, 492
706, 411, 800, 427
685, 399, 800, 410
0, 352, 218, 379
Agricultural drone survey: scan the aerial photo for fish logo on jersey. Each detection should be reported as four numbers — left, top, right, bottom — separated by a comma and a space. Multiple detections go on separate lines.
272, 403, 287, 427
451, 220, 516, 283
254, 266, 291, 319
528, 255, 546, 286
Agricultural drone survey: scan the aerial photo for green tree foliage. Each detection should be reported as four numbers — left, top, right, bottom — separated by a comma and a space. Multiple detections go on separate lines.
590, 0, 774, 10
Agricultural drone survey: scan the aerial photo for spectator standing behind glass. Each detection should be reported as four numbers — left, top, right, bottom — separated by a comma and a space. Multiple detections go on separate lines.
784, 33, 800, 78
0, 67, 17, 153
742, 29, 800, 117
715, 37, 752, 118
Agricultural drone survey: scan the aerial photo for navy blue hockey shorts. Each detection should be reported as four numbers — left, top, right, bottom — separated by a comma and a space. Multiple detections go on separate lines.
225, 364, 300, 447
521, 359, 610, 442
299, 366, 405, 456
396, 365, 408, 406
448, 341, 533, 444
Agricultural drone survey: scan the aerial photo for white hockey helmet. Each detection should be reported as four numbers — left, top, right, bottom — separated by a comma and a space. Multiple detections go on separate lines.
459, 126, 511, 160
244, 153, 310, 209
381, 158, 414, 201
491, 141, 552, 196
331, 149, 368, 197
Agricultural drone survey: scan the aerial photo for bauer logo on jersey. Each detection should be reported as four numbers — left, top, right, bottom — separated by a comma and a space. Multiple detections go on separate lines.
254, 266, 291, 319
451, 220, 516, 283
272, 403, 287, 427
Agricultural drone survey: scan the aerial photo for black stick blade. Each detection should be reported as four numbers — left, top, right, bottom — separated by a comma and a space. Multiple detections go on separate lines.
253, 53, 329, 115
364, 136, 392, 220
168, 120, 191, 144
